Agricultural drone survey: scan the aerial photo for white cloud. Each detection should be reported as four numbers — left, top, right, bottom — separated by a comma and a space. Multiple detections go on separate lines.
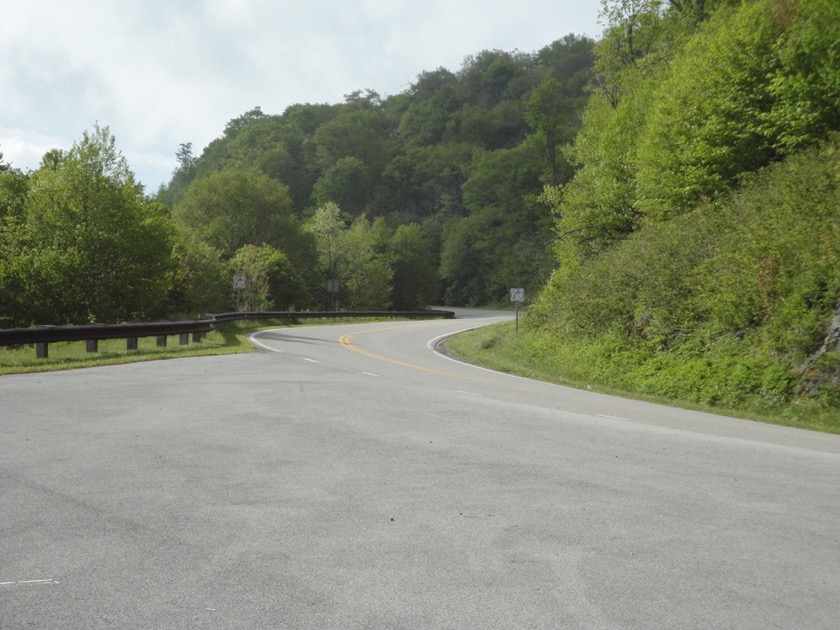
1, 0, 603, 192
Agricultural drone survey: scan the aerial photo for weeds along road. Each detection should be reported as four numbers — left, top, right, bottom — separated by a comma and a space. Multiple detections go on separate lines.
2, 312, 840, 629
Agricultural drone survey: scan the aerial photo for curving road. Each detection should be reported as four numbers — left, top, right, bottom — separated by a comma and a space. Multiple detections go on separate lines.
2, 312, 839, 629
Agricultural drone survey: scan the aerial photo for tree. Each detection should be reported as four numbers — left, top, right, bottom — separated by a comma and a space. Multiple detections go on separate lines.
594, 0, 665, 106
229, 243, 310, 311
634, 0, 783, 219
765, 0, 840, 154
223, 106, 266, 139
304, 201, 348, 289
389, 224, 439, 310
525, 78, 580, 184
0, 168, 29, 221
311, 156, 372, 214
397, 68, 464, 146
304, 204, 392, 309
549, 78, 651, 263
335, 215, 392, 310
166, 233, 229, 315
172, 168, 304, 260
12, 125, 175, 324
313, 109, 389, 176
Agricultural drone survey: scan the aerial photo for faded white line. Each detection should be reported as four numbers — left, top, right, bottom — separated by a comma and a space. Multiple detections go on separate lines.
304, 358, 318, 364
362, 372, 379, 377
248, 331, 284, 353
0, 579, 59, 586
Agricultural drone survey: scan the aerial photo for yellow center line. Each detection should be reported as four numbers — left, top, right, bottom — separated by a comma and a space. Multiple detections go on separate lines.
338, 328, 477, 381
338, 326, 588, 397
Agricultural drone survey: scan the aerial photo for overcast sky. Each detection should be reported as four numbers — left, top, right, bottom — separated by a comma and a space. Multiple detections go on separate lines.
2, 0, 604, 193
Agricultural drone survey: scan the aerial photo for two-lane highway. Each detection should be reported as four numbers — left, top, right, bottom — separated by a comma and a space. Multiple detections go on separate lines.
2, 313, 840, 629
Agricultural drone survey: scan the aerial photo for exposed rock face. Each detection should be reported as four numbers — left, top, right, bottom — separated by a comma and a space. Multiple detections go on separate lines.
799, 298, 840, 396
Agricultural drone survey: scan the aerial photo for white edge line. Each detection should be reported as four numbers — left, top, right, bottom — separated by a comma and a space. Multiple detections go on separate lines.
248, 329, 288, 354
426, 328, 537, 383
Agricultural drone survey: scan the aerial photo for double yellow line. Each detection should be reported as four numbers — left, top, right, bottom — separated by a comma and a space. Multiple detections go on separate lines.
338, 325, 469, 379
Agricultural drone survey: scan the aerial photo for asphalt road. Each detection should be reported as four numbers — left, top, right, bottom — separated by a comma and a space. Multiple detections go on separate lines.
2, 313, 840, 629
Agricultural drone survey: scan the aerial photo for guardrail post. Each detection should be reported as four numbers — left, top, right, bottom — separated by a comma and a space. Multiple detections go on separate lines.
156, 335, 167, 347
36, 342, 49, 359
127, 337, 138, 351
179, 333, 189, 345
192, 332, 202, 343
86, 339, 98, 353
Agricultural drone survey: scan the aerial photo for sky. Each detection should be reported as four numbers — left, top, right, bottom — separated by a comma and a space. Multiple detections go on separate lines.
2, 0, 605, 193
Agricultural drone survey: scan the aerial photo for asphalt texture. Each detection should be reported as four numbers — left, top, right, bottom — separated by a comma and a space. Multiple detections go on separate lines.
2, 313, 840, 629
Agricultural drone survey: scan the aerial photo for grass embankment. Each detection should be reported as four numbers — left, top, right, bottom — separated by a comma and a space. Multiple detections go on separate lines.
445, 321, 840, 435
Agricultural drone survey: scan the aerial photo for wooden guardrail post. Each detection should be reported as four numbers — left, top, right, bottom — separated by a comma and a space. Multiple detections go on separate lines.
156, 335, 167, 347
86, 339, 98, 353
36, 342, 48, 358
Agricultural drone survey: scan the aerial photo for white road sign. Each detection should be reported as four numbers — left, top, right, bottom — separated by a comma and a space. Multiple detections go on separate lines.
510, 288, 525, 302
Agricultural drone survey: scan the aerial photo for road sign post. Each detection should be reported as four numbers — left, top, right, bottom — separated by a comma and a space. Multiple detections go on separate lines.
233, 275, 246, 311
326, 279, 339, 310
510, 288, 525, 333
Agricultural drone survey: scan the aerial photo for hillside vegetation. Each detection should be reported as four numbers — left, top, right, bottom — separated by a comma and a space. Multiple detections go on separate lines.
526, 0, 840, 425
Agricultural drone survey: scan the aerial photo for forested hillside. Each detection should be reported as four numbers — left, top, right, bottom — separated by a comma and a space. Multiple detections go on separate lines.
525, 0, 840, 423
159, 35, 594, 309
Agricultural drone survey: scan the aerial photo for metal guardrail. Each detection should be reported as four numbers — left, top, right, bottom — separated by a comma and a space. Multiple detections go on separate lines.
0, 310, 455, 358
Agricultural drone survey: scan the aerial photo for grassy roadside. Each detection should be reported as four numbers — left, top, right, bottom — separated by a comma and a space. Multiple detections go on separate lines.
0, 318, 388, 375
444, 321, 840, 435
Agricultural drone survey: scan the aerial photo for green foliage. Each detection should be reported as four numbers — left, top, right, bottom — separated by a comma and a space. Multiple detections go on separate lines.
172, 167, 310, 265
389, 224, 438, 310
312, 156, 372, 214
549, 77, 651, 261
530, 137, 840, 413
441, 139, 552, 305
765, 0, 840, 153
0, 168, 29, 221
166, 233, 229, 315
634, 1, 782, 219
229, 244, 310, 311
524, 0, 840, 417
304, 201, 348, 281
2, 125, 174, 326
304, 203, 393, 309
313, 108, 389, 179
335, 215, 393, 310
